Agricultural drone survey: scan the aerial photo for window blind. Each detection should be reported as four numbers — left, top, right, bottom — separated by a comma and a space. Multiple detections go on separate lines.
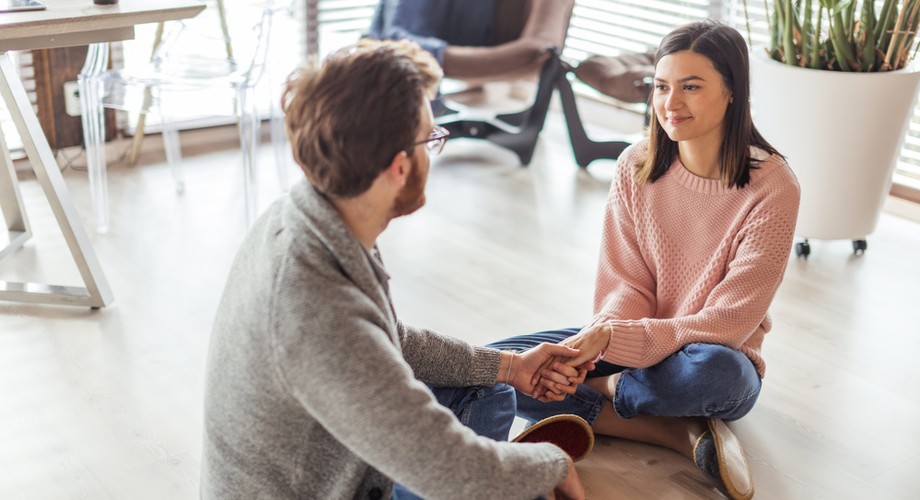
564, 0, 720, 62
305, 0, 378, 60
898, 107, 920, 189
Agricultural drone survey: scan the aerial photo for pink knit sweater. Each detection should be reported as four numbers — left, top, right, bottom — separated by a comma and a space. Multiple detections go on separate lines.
591, 139, 800, 378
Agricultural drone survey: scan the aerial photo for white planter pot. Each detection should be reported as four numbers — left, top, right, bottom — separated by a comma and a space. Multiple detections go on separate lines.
750, 49, 920, 240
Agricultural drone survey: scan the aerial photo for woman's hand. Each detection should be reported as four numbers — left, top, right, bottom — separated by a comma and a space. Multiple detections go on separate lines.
507, 343, 584, 400
559, 323, 610, 367
529, 324, 610, 399
532, 359, 594, 402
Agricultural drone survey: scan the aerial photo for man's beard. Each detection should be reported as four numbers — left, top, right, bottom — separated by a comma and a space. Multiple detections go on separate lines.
391, 155, 426, 218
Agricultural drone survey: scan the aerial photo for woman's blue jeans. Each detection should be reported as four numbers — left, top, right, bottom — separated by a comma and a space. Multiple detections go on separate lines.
486, 327, 762, 425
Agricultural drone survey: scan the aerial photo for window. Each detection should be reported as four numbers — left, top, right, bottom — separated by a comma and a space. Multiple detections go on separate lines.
301, 0, 377, 57
565, 0, 721, 62
899, 108, 920, 190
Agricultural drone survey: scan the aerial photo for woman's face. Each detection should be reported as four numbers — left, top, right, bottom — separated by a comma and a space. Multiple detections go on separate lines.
652, 50, 732, 148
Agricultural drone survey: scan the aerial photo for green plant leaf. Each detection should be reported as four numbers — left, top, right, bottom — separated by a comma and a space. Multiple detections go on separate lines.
802, 0, 815, 66
876, 0, 897, 50
859, 0, 877, 70
750, 0, 920, 71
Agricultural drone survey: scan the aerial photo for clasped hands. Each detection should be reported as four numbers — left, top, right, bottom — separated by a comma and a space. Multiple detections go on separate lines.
508, 324, 610, 403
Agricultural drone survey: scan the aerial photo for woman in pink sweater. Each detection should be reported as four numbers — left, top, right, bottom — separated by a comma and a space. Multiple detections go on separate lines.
488, 20, 799, 500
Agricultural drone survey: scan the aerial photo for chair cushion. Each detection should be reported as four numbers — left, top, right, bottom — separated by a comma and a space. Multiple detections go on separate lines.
491, 0, 528, 45
574, 52, 656, 103
441, 0, 574, 81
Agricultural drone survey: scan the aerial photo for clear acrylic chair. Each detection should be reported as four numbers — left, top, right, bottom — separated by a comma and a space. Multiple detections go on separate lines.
90, 0, 289, 225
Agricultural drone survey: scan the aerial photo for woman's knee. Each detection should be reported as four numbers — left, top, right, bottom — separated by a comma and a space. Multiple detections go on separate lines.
682, 344, 760, 416
648, 344, 760, 402
686, 344, 755, 375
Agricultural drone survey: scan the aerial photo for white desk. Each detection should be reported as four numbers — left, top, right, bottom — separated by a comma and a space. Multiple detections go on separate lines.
0, 0, 205, 307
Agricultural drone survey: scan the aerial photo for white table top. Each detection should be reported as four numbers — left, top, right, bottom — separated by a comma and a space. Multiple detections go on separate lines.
0, 0, 206, 51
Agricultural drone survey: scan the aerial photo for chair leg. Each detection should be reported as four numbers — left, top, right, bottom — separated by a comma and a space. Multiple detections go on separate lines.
127, 112, 149, 166
78, 43, 111, 233
556, 60, 648, 168
554, 69, 631, 168
238, 87, 260, 225
431, 97, 461, 119
270, 107, 288, 190
436, 48, 561, 166
158, 100, 185, 194
495, 106, 532, 128
215, 0, 235, 62
128, 22, 167, 167
266, 63, 289, 191
487, 124, 543, 165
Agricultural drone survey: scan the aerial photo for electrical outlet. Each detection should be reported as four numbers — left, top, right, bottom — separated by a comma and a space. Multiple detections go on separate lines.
63, 81, 81, 116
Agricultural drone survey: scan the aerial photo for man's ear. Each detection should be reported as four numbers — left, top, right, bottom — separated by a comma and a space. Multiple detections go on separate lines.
383, 150, 411, 187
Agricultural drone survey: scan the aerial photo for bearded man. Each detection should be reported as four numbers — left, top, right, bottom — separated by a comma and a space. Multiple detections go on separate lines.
201, 39, 589, 500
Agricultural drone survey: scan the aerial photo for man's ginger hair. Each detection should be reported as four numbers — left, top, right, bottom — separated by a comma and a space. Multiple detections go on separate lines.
282, 39, 442, 198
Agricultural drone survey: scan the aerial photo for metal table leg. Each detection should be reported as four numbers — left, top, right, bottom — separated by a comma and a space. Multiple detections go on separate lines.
0, 53, 113, 308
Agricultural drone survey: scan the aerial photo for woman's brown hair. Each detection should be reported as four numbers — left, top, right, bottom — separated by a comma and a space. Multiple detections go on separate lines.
640, 20, 781, 189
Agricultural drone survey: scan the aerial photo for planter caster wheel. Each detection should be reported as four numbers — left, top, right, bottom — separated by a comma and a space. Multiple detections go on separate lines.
852, 239, 868, 255
794, 239, 811, 259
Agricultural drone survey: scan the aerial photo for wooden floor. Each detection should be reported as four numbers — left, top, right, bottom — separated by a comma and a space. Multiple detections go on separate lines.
2, 103, 919, 499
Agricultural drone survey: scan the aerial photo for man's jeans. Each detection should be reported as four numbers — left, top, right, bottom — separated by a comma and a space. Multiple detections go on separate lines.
392, 383, 516, 500
487, 327, 762, 424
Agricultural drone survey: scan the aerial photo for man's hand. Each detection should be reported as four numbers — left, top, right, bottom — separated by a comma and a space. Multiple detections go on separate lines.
528, 324, 609, 400
553, 455, 585, 500
531, 359, 595, 402
507, 343, 584, 400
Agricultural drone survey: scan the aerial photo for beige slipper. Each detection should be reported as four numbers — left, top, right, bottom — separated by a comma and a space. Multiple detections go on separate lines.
693, 419, 754, 500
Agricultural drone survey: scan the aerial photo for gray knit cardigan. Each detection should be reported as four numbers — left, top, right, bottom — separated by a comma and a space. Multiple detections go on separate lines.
201, 180, 568, 499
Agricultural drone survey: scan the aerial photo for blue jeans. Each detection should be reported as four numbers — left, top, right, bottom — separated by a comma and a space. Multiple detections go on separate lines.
392, 383, 517, 500
487, 327, 762, 425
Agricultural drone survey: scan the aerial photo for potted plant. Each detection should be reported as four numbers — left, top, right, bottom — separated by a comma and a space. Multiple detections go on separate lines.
747, 0, 920, 258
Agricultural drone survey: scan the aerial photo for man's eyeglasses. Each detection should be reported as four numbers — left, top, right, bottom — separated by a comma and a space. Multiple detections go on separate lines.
408, 126, 450, 155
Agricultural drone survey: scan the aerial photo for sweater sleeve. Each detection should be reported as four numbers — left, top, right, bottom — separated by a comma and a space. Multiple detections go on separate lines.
270, 270, 568, 499
600, 169, 800, 369
398, 321, 502, 387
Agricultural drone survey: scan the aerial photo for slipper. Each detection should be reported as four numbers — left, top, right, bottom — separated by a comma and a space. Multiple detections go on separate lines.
694, 419, 754, 500
511, 414, 594, 462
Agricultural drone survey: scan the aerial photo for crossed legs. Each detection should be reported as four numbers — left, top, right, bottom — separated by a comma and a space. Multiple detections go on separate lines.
488, 328, 762, 495
585, 373, 706, 459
